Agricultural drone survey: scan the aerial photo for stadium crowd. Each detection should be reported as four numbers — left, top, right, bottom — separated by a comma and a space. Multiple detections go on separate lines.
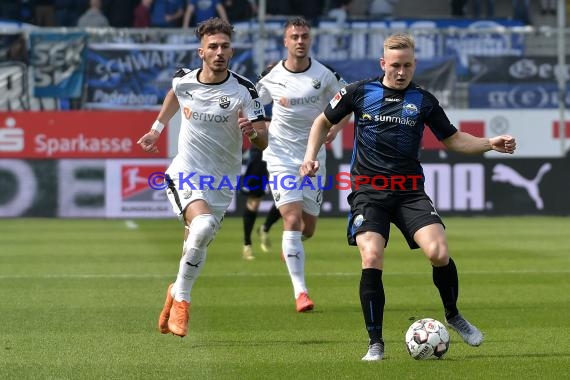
1, 0, 562, 28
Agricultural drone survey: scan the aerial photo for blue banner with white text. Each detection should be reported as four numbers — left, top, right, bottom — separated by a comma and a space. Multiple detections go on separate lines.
29, 32, 87, 98
85, 43, 255, 109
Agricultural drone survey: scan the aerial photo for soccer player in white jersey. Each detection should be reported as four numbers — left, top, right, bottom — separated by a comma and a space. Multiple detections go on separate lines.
256, 16, 350, 312
137, 17, 267, 337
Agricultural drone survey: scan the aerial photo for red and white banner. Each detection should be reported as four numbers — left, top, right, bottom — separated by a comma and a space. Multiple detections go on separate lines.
0, 111, 167, 158
105, 159, 172, 218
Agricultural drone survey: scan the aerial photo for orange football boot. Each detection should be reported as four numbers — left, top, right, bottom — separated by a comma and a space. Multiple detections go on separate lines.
158, 283, 174, 334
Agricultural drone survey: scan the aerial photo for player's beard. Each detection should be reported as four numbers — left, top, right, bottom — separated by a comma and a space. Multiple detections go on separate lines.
209, 59, 228, 73
293, 49, 307, 60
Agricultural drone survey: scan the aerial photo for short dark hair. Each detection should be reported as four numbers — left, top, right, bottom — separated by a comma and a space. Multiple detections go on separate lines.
283, 16, 311, 34
195, 17, 234, 41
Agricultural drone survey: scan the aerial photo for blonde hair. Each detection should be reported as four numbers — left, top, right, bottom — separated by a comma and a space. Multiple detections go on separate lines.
383, 33, 415, 52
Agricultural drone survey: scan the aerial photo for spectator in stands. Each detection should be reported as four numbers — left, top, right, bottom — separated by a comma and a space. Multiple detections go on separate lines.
512, 0, 531, 24
450, 0, 467, 16
133, 0, 153, 27
34, 0, 57, 26
77, 0, 110, 27
328, 0, 353, 25
5, 33, 27, 63
369, 0, 398, 19
0, 0, 22, 22
541, 0, 556, 15
223, 0, 254, 23
103, 0, 138, 27
183, 0, 228, 28
151, 0, 184, 28
55, 0, 87, 26
290, 0, 324, 26
266, 2, 291, 17
472, 0, 494, 18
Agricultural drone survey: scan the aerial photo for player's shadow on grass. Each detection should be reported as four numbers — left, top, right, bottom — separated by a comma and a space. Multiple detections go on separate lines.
446, 352, 570, 360
187, 339, 349, 348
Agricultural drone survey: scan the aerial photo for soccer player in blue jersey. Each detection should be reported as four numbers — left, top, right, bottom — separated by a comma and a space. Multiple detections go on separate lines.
301, 33, 516, 361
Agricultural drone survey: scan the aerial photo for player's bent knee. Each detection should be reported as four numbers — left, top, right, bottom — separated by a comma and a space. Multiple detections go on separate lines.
424, 240, 448, 264
187, 214, 218, 248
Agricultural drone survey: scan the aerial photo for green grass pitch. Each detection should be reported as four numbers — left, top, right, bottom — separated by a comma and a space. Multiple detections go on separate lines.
0, 216, 569, 379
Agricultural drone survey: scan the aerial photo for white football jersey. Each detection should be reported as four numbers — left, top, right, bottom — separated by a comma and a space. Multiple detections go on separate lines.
256, 59, 345, 169
167, 68, 265, 197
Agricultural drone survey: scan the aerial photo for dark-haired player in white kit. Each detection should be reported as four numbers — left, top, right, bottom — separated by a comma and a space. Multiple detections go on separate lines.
256, 16, 350, 312
137, 17, 267, 337
301, 33, 516, 360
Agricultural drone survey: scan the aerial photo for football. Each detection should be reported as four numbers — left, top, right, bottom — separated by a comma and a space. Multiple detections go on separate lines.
405, 318, 450, 360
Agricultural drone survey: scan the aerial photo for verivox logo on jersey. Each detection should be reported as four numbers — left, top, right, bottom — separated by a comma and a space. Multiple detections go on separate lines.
278, 96, 321, 107
182, 106, 230, 123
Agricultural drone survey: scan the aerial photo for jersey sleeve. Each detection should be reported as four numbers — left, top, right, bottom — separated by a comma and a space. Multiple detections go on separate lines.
172, 68, 191, 91
255, 62, 279, 106
323, 81, 357, 125
255, 80, 273, 106
323, 64, 348, 102
243, 90, 265, 122
425, 100, 457, 140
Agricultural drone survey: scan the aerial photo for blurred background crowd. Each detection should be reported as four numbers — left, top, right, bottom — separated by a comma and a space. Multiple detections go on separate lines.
0, 0, 566, 28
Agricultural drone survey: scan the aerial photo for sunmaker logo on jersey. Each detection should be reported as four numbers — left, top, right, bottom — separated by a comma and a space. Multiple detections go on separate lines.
360, 113, 417, 126
182, 106, 230, 123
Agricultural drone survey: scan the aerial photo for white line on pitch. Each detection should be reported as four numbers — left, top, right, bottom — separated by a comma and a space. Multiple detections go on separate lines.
0, 269, 568, 280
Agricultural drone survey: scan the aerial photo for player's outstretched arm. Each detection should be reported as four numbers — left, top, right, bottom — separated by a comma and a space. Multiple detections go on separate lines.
137, 89, 180, 154
489, 134, 517, 154
301, 113, 333, 177
443, 131, 516, 155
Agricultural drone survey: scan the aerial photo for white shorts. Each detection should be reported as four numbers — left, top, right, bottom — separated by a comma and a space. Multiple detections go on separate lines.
266, 165, 325, 216
164, 173, 231, 223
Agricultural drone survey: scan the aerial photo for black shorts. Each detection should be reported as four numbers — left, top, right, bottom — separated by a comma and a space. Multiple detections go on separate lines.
346, 189, 444, 249
240, 147, 269, 198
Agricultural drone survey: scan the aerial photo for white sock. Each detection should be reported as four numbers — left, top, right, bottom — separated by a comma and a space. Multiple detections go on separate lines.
173, 245, 207, 302
282, 230, 307, 298
172, 214, 217, 302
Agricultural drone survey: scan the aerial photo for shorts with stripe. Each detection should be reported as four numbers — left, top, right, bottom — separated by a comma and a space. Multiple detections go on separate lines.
165, 173, 230, 224
346, 188, 444, 249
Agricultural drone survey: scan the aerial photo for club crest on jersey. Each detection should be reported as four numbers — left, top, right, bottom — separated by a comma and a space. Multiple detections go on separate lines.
219, 96, 230, 109
312, 79, 321, 89
353, 214, 365, 228
403, 103, 419, 116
